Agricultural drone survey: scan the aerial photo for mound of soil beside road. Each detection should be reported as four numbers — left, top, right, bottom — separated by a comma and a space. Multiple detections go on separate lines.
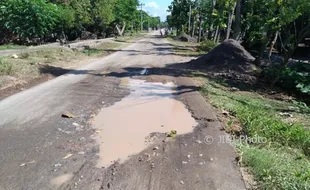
185, 39, 259, 83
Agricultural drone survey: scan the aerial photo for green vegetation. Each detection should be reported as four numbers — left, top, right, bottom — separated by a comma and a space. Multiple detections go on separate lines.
197, 40, 217, 52
82, 42, 122, 56
167, 0, 310, 98
0, 56, 13, 75
199, 77, 310, 189
0, 41, 124, 88
0, 44, 26, 50
0, 0, 162, 45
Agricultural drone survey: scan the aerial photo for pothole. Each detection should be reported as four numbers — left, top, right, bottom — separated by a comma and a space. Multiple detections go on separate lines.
93, 78, 197, 168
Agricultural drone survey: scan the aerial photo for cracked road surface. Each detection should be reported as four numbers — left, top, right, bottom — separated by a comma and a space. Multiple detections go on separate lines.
0, 33, 246, 190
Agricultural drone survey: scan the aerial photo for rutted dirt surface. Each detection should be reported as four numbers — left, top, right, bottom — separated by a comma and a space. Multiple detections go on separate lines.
0, 33, 246, 190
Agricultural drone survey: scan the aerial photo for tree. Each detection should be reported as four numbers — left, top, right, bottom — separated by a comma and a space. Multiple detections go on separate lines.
113, 0, 139, 36
0, 0, 59, 43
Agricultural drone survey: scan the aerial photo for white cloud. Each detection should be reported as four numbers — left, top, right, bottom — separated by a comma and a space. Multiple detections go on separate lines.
145, 1, 160, 9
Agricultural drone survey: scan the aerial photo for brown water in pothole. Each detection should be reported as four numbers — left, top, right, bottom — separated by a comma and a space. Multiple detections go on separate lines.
93, 79, 197, 168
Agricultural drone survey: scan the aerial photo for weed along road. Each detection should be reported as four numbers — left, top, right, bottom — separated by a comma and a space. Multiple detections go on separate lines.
0, 33, 246, 190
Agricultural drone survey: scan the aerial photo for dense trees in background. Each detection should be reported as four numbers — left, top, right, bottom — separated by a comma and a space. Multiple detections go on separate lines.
0, 0, 161, 44
168, 0, 310, 95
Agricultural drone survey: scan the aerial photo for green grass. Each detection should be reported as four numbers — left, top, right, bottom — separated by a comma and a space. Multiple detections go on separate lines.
199, 77, 310, 189
0, 57, 14, 75
0, 44, 26, 50
82, 42, 121, 56
237, 145, 310, 189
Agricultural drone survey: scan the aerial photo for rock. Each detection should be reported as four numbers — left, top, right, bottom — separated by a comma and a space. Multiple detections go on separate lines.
195, 140, 202, 144
61, 111, 76, 118
199, 154, 203, 157
54, 163, 62, 167
182, 161, 188, 164
222, 110, 230, 116
151, 163, 155, 168
153, 146, 159, 150
63, 153, 73, 159
180, 181, 184, 185
72, 122, 80, 127
209, 158, 214, 161
187, 155, 191, 159
231, 87, 240, 91
11, 54, 18, 59
78, 151, 85, 155
279, 112, 293, 118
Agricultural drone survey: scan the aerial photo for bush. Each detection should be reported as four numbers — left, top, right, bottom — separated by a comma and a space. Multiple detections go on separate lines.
263, 64, 310, 96
0, 57, 13, 75
0, 0, 59, 41
197, 40, 217, 52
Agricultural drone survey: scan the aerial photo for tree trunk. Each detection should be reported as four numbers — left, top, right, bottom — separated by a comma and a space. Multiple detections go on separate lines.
233, 0, 241, 40
188, 4, 191, 34
255, 42, 267, 66
226, 1, 237, 39
214, 26, 219, 42
216, 30, 220, 43
191, 16, 195, 37
268, 31, 279, 58
116, 21, 126, 36
198, 16, 202, 42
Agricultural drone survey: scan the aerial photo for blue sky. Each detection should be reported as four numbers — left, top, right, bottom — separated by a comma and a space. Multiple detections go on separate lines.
140, 0, 172, 21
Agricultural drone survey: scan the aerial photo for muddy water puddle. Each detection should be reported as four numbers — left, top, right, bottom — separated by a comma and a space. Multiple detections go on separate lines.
93, 78, 197, 168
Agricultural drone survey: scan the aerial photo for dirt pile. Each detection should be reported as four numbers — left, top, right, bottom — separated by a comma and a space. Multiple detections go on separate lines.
185, 39, 259, 83
174, 33, 197, 43
192, 39, 258, 74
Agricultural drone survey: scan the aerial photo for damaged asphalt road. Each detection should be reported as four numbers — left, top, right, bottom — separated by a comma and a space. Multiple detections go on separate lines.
0, 33, 246, 190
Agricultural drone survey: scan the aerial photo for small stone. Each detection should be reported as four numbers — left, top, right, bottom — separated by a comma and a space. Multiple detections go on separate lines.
11, 54, 18, 59
195, 140, 202, 144
153, 146, 159, 150
54, 163, 62, 167
199, 162, 205, 165
138, 157, 143, 161
112, 172, 115, 176
180, 181, 184, 185
61, 111, 76, 118
78, 151, 85, 155
187, 155, 191, 159
199, 154, 203, 157
175, 168, 179, 172
79, 137, 86, 142
151, 163, 155, 168
209, 158, 214, 161
72, 122, 80, 127
182, 161, 188, 164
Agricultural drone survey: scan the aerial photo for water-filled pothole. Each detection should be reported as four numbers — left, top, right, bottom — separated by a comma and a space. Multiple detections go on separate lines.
93, 78, 197, 168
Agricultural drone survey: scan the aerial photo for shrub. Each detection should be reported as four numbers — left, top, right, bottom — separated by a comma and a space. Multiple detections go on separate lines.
197, 40, 217, 52
0, 57, 13, 75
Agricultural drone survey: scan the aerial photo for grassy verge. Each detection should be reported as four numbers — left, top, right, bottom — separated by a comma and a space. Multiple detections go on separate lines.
199, 76, 310, 189
0, 44, 26, 50
167, 38, 217, 56
0, 41, 123, 89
